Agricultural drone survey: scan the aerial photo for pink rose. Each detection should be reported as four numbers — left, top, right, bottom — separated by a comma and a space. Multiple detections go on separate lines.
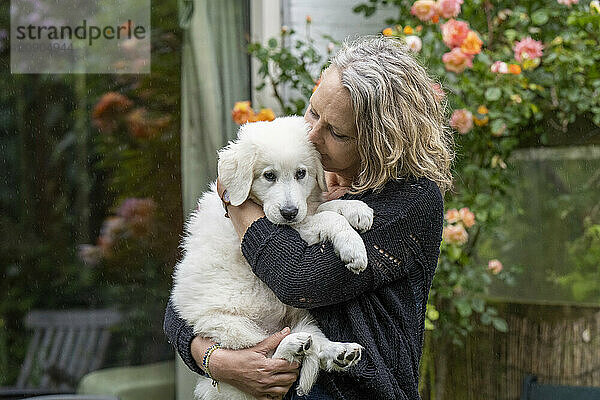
459, 207, 476, 228
514, 37, 544, 62
443, 224, 469, 245
557, 0, 578, 6
411, 0, 438, 22
405, 35, 422, 52
450, 109, 473, 134
445, 208, 460, 223
488, 259, 503, 274
491, 61, 509, 74
441, 19, 470, 48
442, 48, 473, 73
436, 0, 463, 19
432, 83, 445, 102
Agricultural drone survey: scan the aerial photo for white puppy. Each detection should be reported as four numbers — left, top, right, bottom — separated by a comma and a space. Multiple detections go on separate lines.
171, 116, 374, 400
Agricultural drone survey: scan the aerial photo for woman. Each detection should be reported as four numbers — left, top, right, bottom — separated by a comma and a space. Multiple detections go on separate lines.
164, 35, 454, 400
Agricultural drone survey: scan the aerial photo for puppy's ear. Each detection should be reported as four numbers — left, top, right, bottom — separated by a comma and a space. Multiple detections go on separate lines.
311, 151, 328, 192
217, 139, 257, 206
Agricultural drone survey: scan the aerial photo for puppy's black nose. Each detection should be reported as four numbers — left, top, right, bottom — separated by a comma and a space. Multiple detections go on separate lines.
280, 206, 298, 221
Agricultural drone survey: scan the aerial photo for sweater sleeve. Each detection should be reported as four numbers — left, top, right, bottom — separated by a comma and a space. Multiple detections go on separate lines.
163, 298, 205, 375
241, 180, 443, 310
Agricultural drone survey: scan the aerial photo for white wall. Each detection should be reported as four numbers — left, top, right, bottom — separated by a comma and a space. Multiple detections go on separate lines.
277, 0, 398, 109
283, 0, 398, 52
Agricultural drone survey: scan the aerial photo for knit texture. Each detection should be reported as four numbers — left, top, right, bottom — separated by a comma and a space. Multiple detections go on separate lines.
163, 298, 205, 376
163, 175, 444, 400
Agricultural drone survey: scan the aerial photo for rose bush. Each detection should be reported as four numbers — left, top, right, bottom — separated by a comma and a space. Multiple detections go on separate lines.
240, 1, 598, 394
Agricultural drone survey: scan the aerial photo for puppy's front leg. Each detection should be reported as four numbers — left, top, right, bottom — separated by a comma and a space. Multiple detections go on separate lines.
296, 211, 367, 274
317, 200, 373, 233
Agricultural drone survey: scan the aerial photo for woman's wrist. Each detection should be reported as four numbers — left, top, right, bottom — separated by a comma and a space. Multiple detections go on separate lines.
227, 200, 264, 239
191, 336, 217, 373
191, 336, 233, 382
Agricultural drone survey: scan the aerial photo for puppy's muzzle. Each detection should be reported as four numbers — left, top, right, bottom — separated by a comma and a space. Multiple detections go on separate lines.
280, 206, 299, 221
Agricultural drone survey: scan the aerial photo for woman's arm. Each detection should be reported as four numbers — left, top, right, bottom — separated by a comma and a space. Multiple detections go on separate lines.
238, 180, 444, 309
163, 300, 300, 400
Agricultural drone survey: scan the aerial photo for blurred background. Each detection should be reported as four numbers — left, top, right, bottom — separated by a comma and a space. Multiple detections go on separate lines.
1, 1, 599, 399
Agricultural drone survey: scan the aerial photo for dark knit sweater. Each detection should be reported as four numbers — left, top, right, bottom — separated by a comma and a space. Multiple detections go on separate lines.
163, 175, 444, 400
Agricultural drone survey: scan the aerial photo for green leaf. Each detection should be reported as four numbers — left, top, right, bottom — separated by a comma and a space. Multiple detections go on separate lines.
471, 297, 485, 313
448, 245, 462, 261
531, 10, 549, 25
504, 29, 517, 41
455, 299, 472, 317
426, 304, 440, 321
481, 313, 492, 325
424, 319, 435, 330
492, 317, 508, 332
490, 119, 506, 135
267, 38, 278, 49
485, 87, 502, 101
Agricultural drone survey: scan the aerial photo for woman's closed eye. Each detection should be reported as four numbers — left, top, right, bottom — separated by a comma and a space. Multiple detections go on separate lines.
329, 126, 348, 140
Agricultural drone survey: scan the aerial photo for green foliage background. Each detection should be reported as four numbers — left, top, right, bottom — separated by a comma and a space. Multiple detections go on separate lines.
0, 1, 182, 384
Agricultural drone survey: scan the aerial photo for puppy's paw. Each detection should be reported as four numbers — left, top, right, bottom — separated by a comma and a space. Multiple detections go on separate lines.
334, 230, 368, 274
272, 332, 313, 362
319, 342, 363, 372
340, 201, 373, 233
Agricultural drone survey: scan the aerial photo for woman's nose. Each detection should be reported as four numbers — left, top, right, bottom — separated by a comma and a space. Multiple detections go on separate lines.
308, 122, 324, 145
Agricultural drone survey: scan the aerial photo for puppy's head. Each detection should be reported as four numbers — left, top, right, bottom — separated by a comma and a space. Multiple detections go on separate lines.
217, 116, 327, 225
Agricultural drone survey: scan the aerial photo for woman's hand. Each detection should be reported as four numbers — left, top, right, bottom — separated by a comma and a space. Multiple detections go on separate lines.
323, 171, 351, 201
216, 178, 265, 240
192, 328, 300, 400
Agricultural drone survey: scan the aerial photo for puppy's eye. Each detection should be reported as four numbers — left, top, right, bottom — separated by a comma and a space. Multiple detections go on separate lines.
263, 171, 276, 182
295, 169, 306, 180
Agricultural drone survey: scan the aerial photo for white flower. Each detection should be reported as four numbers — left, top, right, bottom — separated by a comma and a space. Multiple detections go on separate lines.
405, 35, 422, 52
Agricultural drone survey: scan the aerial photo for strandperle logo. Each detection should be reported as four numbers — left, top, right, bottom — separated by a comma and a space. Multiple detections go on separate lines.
15, 19, 147, 46
11, 0, 151, 74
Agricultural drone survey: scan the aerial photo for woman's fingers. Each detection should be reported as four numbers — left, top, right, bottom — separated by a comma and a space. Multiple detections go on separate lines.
253, 328, 291, 355
266, 372, 298, 387
266, 358, 300, 373
265, 385, 293, 397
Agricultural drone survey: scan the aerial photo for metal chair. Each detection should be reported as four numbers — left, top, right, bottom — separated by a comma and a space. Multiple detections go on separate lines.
521, 375, 600, 400
0, 309, 122, 400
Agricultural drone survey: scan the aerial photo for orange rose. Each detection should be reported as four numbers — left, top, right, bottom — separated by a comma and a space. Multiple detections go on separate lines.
232, 101, 256, 124
458, 207, 475, 228
442, 48, 473, 73
460, 31, 483, 55
126, 108, 171, 138
509, 64, 522, 74
251, 108, 276, 122
445, 208, 460, 223
443, 224, 469, 245
383, 27, 394, 36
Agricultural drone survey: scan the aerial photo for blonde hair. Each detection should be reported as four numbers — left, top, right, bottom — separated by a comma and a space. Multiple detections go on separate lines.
330, 35, 455, 195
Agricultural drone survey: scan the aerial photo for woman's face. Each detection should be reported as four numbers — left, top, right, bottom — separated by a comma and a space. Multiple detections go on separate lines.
304, 67, 360, 180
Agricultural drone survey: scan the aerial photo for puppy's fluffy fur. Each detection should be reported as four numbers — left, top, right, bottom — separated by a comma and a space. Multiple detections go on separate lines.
171, 116, 373, 399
